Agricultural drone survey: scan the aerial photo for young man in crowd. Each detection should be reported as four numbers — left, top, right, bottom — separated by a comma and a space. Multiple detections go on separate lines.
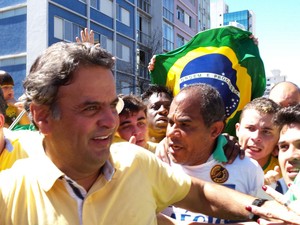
142, 85, 173, 143
235, 98, 281, 176
115, 94, 157, 152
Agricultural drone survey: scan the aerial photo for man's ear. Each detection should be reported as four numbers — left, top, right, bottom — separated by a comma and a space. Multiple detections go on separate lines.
210, 121, 224, 139
0, 114, 5, 128
30, 102, 51, 134
235, 123, 240, 137
272, 145, 279, 157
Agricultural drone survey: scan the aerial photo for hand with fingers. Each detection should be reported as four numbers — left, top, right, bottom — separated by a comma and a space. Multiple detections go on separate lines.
148, 55, 156, 72
246, 184, 300, 225
222, 133, 245, 164
76, 28, 95, 44
264, 166, 282, 185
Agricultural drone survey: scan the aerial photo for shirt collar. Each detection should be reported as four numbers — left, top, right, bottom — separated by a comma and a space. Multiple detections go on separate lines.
212, 134, 228, 163
36, 139, 115, 192
4, 137, 13, 152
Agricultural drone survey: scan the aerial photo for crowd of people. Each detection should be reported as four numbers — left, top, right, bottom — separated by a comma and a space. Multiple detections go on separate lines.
0, 28, 299, 225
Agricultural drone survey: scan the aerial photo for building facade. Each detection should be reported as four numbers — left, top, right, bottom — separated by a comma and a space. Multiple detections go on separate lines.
0, 0, 210, 97
210, 0, 255, 35
223, 10, 255, 34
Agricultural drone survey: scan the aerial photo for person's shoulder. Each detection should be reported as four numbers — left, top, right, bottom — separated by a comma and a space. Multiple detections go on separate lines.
0, 158, 34, 181
110, 142, 160, 168
12, 130, 44, 157
227, 155, 261, 169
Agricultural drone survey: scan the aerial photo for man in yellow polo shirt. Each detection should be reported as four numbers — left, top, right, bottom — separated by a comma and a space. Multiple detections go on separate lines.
0, 42, 283, 225
0, 89, 29, 171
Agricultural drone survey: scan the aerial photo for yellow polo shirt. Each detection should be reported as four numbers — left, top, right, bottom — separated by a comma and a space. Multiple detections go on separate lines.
0, 141, 191, 225
0, 129, 32, 171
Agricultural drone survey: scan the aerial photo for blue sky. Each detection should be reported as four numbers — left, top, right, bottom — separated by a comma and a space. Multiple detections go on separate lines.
223, 0, 300, 85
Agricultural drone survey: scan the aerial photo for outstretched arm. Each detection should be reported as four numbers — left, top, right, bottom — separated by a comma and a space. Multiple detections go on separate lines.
176, 177, 285, 221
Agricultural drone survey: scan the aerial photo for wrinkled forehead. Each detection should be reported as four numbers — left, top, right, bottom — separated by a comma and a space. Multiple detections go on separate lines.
169, 93, 199, 116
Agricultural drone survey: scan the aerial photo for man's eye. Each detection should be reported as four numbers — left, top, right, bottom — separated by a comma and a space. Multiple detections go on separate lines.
84, 106, 98, 111
263, 130, 272, 135
245, 126, 255, 132
278, 144, 288, 151
137, 121, 146, 127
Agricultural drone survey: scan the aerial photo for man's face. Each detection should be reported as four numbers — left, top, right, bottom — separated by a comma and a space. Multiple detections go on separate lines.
166, 92, 220, 166
236, 109, 280, 167
278, 124, 300, 185
146, 92, 171, 139
117, 110, 148, 148
43, 66, 119, 172
1, 85, 14, 101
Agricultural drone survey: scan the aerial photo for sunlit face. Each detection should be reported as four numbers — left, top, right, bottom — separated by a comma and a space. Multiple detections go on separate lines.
236, 109, 280, 167
146, 92, 172, 141
1, 85, 14, 101
117, 110, 148, 148
166, 92, 221, 166
278, 124, 300, 185
42, 66, 119, 173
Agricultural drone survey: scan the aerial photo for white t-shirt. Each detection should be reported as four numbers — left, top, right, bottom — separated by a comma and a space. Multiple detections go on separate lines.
164, 154, 264, 223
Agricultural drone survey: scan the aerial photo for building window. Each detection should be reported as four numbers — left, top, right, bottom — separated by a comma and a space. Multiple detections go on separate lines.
90, 0, 98, 9
137, 0, 151, 13
54, 17, 63, 39
137, 14, 150, 44
93, 32, 113, 54
163, 0, 174, 22
163, 22, 174, 51
117, 42, 131, 62
100, 0, 113, 17
121, 81, 131, 94
177, 35, 184, 47
117, 5, 130, 26
54, 17, 83, 42
177, 6, 184, 22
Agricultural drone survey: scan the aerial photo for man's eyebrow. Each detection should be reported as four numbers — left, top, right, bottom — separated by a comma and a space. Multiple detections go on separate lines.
176, 116, 192, 122
278, 140, 287, 145
137, 116, 146, 121
119, 120, 131, 126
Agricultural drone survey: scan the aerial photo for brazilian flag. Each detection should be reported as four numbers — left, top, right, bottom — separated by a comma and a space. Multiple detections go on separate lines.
150, 26, 266, 136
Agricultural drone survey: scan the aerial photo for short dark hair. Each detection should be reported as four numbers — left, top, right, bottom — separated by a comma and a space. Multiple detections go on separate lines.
23, 42, 115, 118
119, 94, 146, 118
239, 97, 280, 122
0, 88, 7, 115
141, 84, 173, 103
180, 84, 226, 127
273, 104, 300, 129
0, 70, 14, 86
